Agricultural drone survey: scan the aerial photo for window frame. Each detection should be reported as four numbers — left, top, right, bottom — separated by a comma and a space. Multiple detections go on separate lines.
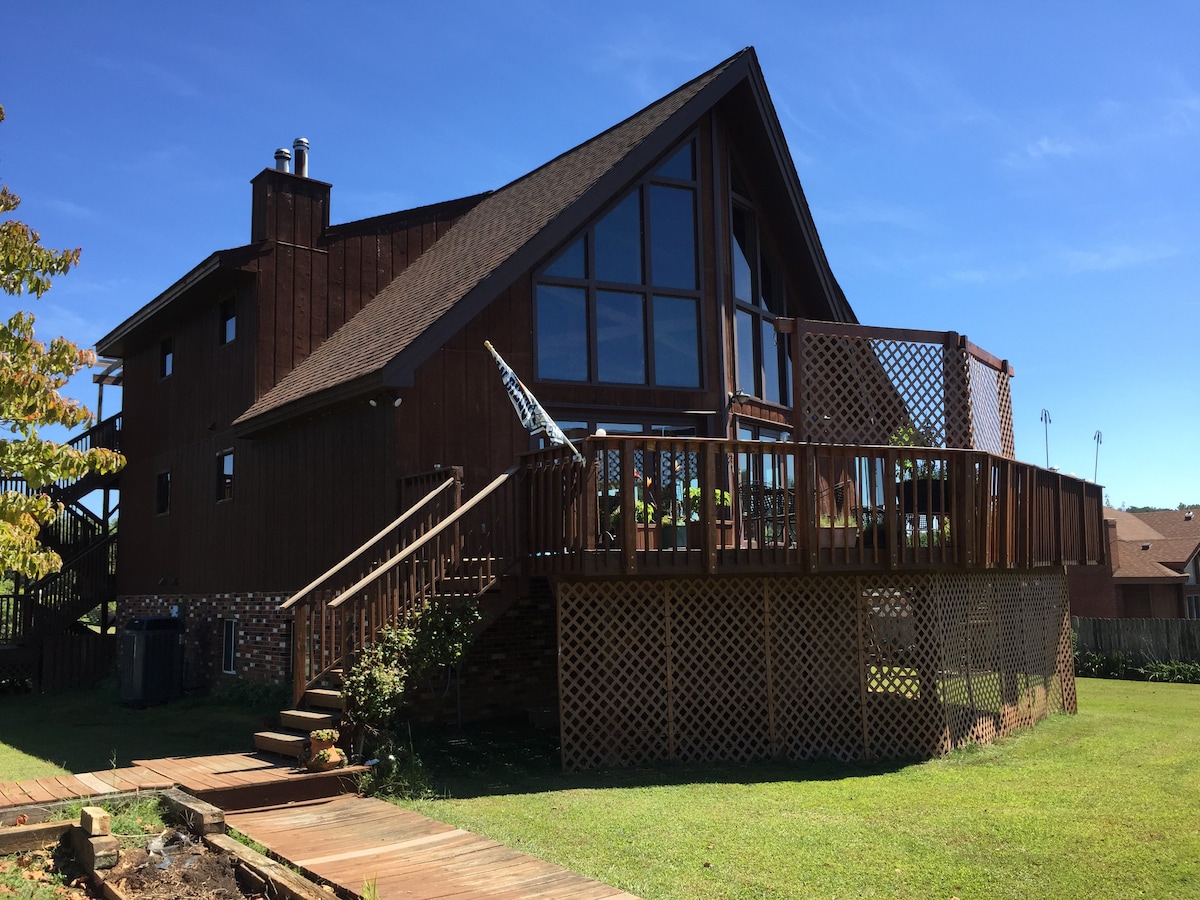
216, 449, 234, 503
221, 618, 237, 674
159, 337, 174, 379
534, 136, 704, 390
730, 175, 791, 408
220, 298, 237, 345
155, 470, 171, 516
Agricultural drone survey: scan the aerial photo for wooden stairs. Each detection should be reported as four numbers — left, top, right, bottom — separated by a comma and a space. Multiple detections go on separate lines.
254, 674, 346, 759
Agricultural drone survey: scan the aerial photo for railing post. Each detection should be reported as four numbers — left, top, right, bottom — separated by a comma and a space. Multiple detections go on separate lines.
620, 441, 636, 575
703, 443, 718, 574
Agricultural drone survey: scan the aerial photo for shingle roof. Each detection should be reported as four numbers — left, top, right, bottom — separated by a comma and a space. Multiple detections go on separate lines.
1113, 544, 1189, 581
234, 49, 751, 428
1131, 509, 1200, 541
1105, 506, 1200, 579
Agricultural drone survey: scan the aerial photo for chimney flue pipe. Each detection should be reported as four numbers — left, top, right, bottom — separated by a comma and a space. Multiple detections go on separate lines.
293, 137, 309, 178
274, 148, 291, 173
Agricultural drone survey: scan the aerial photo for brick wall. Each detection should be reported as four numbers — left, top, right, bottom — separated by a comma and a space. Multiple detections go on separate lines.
119, 594, 290, 690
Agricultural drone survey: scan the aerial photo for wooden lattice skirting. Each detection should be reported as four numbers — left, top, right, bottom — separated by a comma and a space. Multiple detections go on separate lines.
556, 570, 1074, 770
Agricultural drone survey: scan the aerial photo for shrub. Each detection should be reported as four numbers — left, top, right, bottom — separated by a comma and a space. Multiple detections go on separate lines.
1143, 660, 1200, 684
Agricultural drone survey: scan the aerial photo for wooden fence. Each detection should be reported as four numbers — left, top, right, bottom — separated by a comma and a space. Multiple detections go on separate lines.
1073, 616, 1200, 663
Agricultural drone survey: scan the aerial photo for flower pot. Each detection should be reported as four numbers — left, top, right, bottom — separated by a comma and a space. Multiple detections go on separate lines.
897, 479, 945, 516
687, 519, 735, 550
818, 527, 858, 550
634, 523, 659, 550
660, 523, 688, 549
307, 747, 346, 772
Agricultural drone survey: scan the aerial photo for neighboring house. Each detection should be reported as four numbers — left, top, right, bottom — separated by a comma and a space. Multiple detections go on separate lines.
95, 48, 1106, 768
1069, 508, 1199, 619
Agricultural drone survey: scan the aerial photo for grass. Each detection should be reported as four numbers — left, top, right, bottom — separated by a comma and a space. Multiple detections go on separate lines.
393, 678, 1200, 900
0, 676, 283, 781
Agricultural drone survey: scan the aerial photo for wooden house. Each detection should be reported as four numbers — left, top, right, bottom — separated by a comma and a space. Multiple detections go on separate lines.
94, 48, 1107, 768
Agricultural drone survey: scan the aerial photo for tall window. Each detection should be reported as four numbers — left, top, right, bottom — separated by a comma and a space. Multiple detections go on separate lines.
221, 619, 237, 674
731, 180, 791, 407
536, 139, 702, 388
216, 450, 234, 502
159, 337, 174, 379
220, 299, 237, 344
155, 471, 171, 515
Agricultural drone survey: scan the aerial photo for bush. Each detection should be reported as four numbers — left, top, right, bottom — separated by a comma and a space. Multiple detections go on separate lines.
1143, 660, 1200, 684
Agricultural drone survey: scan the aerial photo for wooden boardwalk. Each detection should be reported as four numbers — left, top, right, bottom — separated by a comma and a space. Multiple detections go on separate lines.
227, 794, 642, 900
0, 751, 362, 812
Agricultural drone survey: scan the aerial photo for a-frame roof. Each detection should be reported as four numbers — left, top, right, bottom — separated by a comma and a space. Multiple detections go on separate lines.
235, 47, 853, 432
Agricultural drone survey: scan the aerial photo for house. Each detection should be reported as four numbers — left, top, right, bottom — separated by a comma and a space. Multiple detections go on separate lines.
93, 48, 1106, 768
1069, 508, 1200, 619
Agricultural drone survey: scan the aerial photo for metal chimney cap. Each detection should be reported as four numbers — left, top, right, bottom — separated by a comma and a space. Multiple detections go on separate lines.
274, 147, 292, 172
293, 137, 310, 151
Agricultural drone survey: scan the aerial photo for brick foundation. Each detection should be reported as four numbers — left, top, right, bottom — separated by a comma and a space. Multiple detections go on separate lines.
118, 594, 291, 690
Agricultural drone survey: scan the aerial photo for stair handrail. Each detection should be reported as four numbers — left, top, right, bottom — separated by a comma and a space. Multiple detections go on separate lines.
281, 474, 459, 611
326, 467, 516, 609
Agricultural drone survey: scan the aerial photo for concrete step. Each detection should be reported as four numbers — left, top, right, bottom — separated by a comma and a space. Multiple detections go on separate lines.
279, 708, 338, 732
304, 688, 345, 711
253, 730, 307, 758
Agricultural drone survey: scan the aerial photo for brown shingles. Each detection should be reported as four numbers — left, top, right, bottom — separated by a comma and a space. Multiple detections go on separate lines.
234, 49, 749, 427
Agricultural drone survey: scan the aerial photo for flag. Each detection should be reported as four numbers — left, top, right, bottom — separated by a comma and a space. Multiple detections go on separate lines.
485, 341, 583, 461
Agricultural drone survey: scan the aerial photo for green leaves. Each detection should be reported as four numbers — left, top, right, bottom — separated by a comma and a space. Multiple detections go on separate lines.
0, 102, 126, 580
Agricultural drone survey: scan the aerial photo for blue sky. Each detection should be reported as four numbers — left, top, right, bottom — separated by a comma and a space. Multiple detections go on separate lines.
3, 1, 1197, 508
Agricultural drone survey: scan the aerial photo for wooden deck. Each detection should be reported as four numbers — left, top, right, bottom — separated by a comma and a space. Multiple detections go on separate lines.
0, 751, 363, 814
227, 794, 642, 900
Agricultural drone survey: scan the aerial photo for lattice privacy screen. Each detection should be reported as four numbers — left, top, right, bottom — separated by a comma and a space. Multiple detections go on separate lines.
557, 571, 1072, 769
795, 326, 1016, 459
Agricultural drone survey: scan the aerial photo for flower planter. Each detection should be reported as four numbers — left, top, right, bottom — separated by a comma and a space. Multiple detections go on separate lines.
818, 527, 858, 550
686, 519, 735, 550
897, 479, 946, 516
633, 523, 659, 550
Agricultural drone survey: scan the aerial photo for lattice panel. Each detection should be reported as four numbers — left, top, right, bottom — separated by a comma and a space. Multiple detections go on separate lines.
770, 576, 864, 760
967, 355, 1016, 459
797, 328, 1014, 458
555, 571, 1073, 770
669, 578, 771, 761
558, 580, 670, 770
862, 577, 947, 758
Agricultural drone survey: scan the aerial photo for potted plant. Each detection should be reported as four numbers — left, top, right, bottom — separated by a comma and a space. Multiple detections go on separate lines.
306, 728, 346, 771
684, 487, 734, 549
817, 513, 858, 550
608, 499, 657, 550
891, 424, 946, 516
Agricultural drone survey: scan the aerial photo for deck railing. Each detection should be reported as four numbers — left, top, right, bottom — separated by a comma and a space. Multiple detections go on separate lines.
521, 436, 1105, 577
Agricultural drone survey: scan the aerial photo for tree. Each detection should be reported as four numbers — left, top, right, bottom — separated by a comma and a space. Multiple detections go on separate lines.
0, 103, 124, 580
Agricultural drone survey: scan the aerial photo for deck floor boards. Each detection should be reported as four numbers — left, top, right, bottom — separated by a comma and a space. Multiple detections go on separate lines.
227, 795, 640, 900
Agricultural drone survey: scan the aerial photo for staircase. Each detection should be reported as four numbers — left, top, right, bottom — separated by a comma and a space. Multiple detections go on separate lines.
0, 415, 121, 689
254, 466, 521, 759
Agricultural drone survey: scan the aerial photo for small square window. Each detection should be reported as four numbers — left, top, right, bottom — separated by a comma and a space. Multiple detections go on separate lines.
155, 471, 171, 515
216, 450, 234, 502
220, 299, 237, 344
160, 337, 174, 378
221, 619, 237, 674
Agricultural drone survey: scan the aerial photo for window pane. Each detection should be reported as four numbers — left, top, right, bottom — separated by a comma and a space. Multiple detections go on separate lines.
594, 190, 643, 285
221, 300, 237, 344
649, 185, 697, 290
536, 284, 588, 380
732, 207, 755, 305
544, 236, 587, 279
655, 141, 694, 181
596, 290, 645, 384
160, 338, 174, 378
652, 295, 700, 387
736, 308, 757, 396
762, 319, 781, 405
217, 451, 234, 501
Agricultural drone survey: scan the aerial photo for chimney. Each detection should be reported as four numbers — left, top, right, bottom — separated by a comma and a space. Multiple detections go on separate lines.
1105, 518, 1119, 570
293, 137, 309, 178
274, 147, 291, 173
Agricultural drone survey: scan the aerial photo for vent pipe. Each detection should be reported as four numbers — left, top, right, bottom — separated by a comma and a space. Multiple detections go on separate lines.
293, 137, 309, 178
274, 148, 291, 173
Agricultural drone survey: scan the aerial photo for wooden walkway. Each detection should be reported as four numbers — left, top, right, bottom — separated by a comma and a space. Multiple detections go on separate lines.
0, 752, 362, 812
227, 794, 642, 900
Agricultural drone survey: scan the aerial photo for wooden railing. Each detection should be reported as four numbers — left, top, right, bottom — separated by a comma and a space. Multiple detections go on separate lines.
521, 436, 1106, 577
285, 466, 521, 703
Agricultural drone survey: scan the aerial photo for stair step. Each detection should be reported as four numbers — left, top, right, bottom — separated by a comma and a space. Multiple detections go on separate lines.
253, 730, 308, 758
279, 708, 338, 731
304, 688, 345, 710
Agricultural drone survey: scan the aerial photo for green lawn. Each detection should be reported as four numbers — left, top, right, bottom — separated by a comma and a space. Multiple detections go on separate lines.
397, 679, 1200, 900
0, 677, 280, 781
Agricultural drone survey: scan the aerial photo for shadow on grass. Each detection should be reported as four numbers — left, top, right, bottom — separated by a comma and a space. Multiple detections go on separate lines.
0, 676, 286, 774
409, 718, 918, 800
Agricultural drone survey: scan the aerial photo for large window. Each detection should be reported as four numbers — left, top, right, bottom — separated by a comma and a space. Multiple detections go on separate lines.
536, 139, 702, 389
731, 183, 791, 407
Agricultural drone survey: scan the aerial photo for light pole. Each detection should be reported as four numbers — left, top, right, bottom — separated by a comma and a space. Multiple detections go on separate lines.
1040, 408, 1051, 469
1093, 430, 1103, 483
